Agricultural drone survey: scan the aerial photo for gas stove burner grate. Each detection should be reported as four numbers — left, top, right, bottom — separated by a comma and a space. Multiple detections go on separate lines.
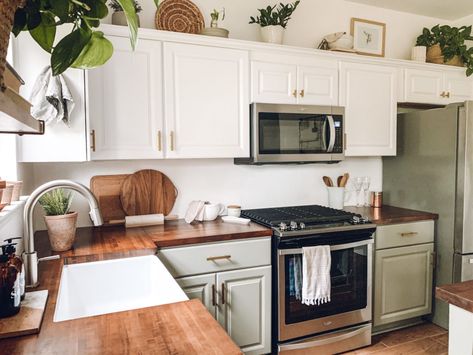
241, 205, 358, 228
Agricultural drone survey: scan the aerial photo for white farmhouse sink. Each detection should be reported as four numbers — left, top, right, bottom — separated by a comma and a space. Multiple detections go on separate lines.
54, 255, 188, 322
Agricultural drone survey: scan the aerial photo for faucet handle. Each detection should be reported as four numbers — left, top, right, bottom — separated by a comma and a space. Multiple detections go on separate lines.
38, 255, 60, 263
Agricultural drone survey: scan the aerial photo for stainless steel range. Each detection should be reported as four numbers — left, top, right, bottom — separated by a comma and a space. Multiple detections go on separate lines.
241, 205, 376, 354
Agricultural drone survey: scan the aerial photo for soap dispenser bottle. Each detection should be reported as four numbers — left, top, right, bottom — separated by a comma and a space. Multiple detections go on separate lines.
0, 253, 21, 318
5, 238, 25, 300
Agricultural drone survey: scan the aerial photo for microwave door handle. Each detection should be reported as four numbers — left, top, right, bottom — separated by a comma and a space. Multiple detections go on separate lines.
326, 115, 336, 153
322, 117, 328, 151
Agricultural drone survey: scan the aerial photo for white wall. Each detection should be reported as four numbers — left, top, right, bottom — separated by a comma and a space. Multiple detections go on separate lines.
28, 157, 381, 228
105, 0, 450, 60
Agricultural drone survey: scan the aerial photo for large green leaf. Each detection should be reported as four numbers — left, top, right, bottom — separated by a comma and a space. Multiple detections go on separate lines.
115, 0, 138, 49
49, 0, 70, 20
72, 31, 113, 69
51, 28, 92, 76
12, 8, 27, 36
82, 0, 109, 20
29, 12, 56, 53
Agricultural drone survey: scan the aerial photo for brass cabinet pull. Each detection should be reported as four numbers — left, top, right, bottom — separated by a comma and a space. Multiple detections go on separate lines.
157, 130, 162, 151
300, 89, 305, 98
445, 92, 451, 98
170, 131, 175, 151
212, 284, 216, 306
400, 232, 418, 237
90, 130, 96, 152
221, 283, 226, 305
292, 89, 297, 98
206, 255, 232, 262
440, 91, 445, 98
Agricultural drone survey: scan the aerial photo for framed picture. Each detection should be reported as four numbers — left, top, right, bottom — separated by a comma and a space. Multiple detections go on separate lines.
351, 18, 386, 57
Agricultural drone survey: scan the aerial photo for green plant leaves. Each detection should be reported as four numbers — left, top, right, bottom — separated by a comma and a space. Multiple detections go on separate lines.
115, 0, 139, 49
51, 28, 92, 76
73, 31, 113, 69
49, 0, 70, 20
249, 1, 300, 28
82, 0, 109, 20
30, 12, 56, 53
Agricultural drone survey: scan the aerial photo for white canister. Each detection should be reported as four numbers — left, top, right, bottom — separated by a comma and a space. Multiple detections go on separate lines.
411, 46, 427, 62
327, 187, 345, 210
260, 25, 285, 44
227, 205, 241, 217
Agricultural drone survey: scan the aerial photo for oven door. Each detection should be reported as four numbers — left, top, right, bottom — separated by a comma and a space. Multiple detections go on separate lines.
278, 239, 373, 341
252, 104, 344, 163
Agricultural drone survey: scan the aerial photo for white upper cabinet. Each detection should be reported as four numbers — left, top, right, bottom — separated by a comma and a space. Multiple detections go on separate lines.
340, 62, 397, 156
87, 37, 163, 160
404, 68, 473, 105
14, 30, 88, 162
251, 57, 338, 105
163, 43, 249, 159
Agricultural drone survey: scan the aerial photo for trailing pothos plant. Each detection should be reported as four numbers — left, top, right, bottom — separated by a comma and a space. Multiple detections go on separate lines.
11, 0, 139, 76
249, 1, 300, 28
416, 24, 473, 76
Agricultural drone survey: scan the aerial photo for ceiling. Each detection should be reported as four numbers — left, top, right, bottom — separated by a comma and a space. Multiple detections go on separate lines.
345, 0, 473, 20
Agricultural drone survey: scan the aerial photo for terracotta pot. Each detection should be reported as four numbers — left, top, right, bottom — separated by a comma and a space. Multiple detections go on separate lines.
260, 25, 285, 44
44, 212, 78, 252
112, 11, 140, 27
427, 44, 464, 67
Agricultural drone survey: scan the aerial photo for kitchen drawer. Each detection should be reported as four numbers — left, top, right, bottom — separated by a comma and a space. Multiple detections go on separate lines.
375, 220, 434, 250
157, 237, 271, 277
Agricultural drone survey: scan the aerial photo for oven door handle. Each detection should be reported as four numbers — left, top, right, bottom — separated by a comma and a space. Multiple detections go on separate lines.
326, 115, 336, 153
278, 239, 373, 256
278, 324, 370, 352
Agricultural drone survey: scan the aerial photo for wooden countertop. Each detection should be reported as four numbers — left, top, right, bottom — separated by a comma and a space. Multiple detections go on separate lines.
344, 205, 438, 225
436, 281, 473, 313
1, 218, 267, 354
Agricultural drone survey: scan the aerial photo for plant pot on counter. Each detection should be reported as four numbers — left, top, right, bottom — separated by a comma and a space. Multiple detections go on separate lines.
260, 25, 285, 44
44, 212, 78, 252
112, 11, 141, 27
427, 44, 464, 67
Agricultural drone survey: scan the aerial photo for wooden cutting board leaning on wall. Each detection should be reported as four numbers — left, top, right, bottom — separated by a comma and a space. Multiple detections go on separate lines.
90, 174, 129, 225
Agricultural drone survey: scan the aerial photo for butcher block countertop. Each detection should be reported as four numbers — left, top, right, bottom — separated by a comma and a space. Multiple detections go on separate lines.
344, 205, 438, 225
436, 280, 473, 313
0, 218, 270, 354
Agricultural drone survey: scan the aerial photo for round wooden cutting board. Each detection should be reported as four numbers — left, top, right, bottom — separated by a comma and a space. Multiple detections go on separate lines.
120, 169, 178, 216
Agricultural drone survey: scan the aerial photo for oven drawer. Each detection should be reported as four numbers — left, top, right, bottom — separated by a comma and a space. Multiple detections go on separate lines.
375, 221, 434, 250
158, 237, 271, 277
278, 323, 371, 354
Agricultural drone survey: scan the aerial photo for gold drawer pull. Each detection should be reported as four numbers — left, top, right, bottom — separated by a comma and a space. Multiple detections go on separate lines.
300, 89, 305, 98
207, 255, 232, 262
90, 130, 96, 152
400, 232, 418, 237
292, 89, 297, 98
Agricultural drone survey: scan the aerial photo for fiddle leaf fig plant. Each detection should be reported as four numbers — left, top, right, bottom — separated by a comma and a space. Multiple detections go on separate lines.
249, 1, 300, 28
416, 25, 473, 76
12, 0, 139, 76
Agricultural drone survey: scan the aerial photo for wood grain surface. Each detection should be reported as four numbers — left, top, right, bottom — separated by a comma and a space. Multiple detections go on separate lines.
120, 169, 178, 216
436, 280, 473, 313
344, 205, 438, 225
90, 174, 129, 224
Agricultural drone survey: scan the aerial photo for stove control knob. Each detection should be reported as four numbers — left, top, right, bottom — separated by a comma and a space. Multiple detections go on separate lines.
279, 222, 288, 231
290, 221, 298, 230
299, 222, 306, 230
352, 216, 361, 224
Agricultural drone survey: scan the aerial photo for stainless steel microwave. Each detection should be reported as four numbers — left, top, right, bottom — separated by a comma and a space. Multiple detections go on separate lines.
235, 104, 345, 165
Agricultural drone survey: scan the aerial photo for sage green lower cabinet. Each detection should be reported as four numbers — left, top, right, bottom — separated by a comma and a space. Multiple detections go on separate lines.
176, 274, 216, 317
373, 221, 435, 329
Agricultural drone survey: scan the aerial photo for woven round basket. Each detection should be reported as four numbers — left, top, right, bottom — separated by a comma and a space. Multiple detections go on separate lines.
155, 0, 204, 34
0, 0, 25, 91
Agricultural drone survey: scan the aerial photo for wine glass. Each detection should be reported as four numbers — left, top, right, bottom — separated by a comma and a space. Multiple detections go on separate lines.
353, 177, 363, 207
362, 177, 371, 206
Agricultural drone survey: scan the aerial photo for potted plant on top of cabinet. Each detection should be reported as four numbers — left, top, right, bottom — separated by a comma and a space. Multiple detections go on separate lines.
39, 189, 77, 252
110, 0, 143, 27
249, 1, 300, 44
416, 25, 473, 76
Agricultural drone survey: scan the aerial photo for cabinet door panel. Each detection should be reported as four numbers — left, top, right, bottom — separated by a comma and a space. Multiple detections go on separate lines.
164, 43, 249, 158
445, 71, 473, 103
217, 266, 271, 355
176, 274, 215, 317
374, 244, 434, 326
340, 62, 397, 156
404, 68, 445, 104
87, 37, 163, 160
298, 64, 338, 105
251, 61, 297, 104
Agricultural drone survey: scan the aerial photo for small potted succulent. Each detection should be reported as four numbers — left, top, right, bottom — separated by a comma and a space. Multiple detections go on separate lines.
249, 1, 300, 44
201, 8, 229, 38
110, 0, 142, 27
416, 25, 473, 76
39, 189, 77, 252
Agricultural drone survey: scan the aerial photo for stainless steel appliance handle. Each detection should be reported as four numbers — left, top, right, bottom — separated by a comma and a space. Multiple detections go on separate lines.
278, 239, 373, 256
326, 115, 336, 153
322, 117, 328, 151
278, 324, 370, 351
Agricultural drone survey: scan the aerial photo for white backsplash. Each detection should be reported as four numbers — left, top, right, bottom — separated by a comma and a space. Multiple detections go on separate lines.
25, 157, 382, 229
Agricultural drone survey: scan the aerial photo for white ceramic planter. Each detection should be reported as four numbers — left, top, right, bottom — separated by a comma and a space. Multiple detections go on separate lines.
260, 25, 285, 44
411, 46, 427, 62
